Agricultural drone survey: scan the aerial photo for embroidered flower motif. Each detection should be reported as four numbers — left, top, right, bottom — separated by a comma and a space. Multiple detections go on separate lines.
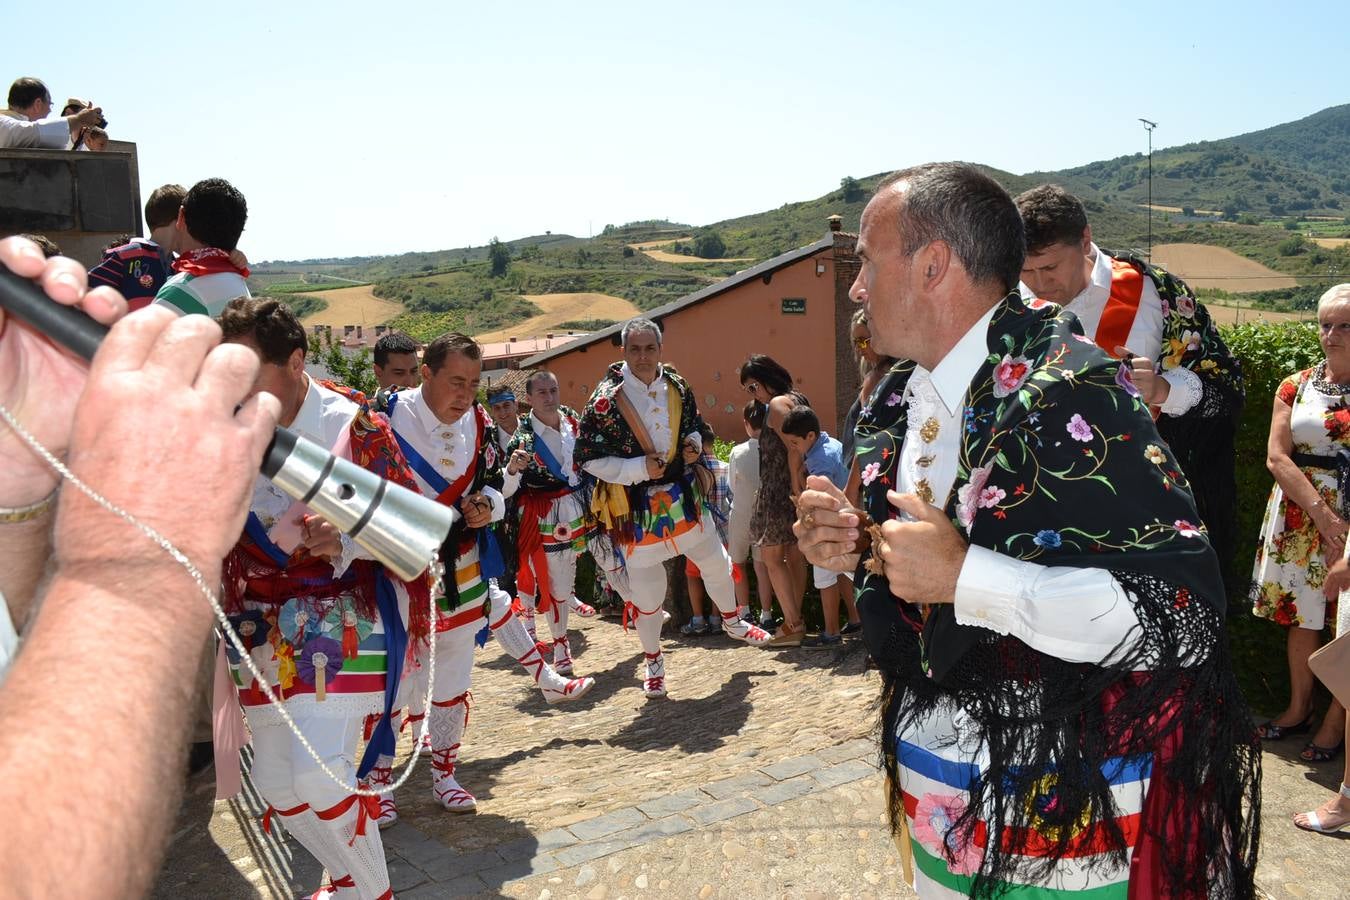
992, 354, 1032, 398
1144, 444, 1167, 465
1115, 362, 1141, 398
484, 442, 498, 469
1066, 413, 1092, 442
912, 793, 983, 876
978, 485, 1006, 508
885, 392, 903, 407
552, 521, 574, 542
861, 461, 882, 486
1072, 332, 1096, 345
1033, 529, 1062, 549
1173, 519, 1202, 538
956, 464, 993, 529
1176, 294, 1196, 318
594, 396, 612, 414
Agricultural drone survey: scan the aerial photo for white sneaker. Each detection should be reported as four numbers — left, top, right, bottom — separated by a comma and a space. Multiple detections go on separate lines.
722, 617, 772, 647
541, 675, 595, 704
568, 595, 597, 618
432, 774, 477, 813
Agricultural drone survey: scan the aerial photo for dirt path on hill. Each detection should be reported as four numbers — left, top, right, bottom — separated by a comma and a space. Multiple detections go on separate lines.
295, 285, 404, 329
474, 292, 641, 342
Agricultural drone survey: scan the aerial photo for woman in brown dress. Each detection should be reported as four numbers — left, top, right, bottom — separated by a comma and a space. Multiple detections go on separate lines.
740, 355, 808, 646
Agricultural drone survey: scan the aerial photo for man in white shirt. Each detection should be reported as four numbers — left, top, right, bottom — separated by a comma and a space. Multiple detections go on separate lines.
1016, 184, 1244, 574
502, 371, 596, 675
374, 334, 593, 821
574, 318, 771, 699
0, 77, 103, 149
795, 164, 1257, 897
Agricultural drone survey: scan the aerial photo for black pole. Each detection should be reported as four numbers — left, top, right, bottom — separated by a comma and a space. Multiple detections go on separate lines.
1140, 118, 1158, 259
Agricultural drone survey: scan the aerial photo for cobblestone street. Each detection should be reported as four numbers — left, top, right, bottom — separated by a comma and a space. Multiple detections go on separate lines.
156, 612, 1350, 898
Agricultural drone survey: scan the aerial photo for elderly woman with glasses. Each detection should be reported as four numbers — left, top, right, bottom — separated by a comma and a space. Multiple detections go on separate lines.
1252, 284, 1350, 767
739, 355, 810, 646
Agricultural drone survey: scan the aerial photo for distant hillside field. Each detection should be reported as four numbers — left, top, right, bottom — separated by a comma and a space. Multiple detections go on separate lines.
1204, 302, 1309, 326
1314, 237, 1350, 249
474, 293, 639, 342
296, 285, 405, 329
1150, 244, 1298, 293
640, 248, 755, 264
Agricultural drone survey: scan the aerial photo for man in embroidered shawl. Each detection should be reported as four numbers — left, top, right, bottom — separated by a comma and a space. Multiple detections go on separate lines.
218, 298, 427, 900
1016, 185, 1244, 580
370, 332, 594, 822
502, 370, 596, 676
575, 317, 772, 699
795, 164, 1259, 899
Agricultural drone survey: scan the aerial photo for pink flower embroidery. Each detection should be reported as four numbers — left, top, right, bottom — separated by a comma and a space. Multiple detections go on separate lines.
978, 485, 1005, 508
912, 793, 983, 876
1066, 413, 1092, 442
1176, 294, 1196, 318
1174, 519, 1202, 538
956, 464, 993, 529
885, 392, 903, 407
1072, 333, 1096, 345
860, 461, 882, 485
992, 355, 1032, 398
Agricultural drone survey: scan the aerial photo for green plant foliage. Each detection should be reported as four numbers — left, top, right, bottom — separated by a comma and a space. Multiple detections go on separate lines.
306, 331, 378, 396
277, 293, 329, 319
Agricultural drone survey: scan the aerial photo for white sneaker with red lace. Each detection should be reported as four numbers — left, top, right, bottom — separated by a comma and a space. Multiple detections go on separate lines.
433, 772, 478, 813
553, 636, 574, 674
309, 874, 356, 899
541, 674, 595, 704
568, 594, 597, 618
363, 766, 399, 827
722, 616, 772, 647
643, 652, 667, 698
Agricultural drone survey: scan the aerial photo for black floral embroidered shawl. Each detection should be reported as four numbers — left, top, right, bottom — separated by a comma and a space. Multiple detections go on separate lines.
854, 292, 1259, 897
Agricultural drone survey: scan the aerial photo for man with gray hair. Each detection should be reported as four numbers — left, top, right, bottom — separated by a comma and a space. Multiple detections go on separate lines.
794, 163, 1257, 897
575, 317, 771, 699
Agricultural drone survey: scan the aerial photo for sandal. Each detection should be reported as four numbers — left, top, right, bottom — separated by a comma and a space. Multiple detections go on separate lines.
767, 623, 805, 648
1294, 784, 1350, 834
1257, 715, 1314, 741
1300, 740, 1345, 763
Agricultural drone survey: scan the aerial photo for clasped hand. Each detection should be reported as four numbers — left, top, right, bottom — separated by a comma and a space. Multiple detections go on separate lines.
793, 475, 967, 604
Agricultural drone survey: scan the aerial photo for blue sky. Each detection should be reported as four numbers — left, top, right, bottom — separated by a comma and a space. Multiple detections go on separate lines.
12, 0, 1346, 261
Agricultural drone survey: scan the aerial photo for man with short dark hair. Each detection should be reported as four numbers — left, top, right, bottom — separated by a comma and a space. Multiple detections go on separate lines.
371, 332, 419, 390
503, 370, 595, 675
795, 163, 1258, 897
575, 316, 771, 699
370, 333, 593, 822
89, 184, 187, 310
1015, 184, 1244, 573
154, 178, 251, 317
0, 77, 103, 149
216, 296, 427, 900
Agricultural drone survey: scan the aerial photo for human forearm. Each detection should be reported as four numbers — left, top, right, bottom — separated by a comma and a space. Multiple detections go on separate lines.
1269, 456, 1336, 520
0, 504, 54, 632
0, 562, 217, 897
582, 455, 648, 485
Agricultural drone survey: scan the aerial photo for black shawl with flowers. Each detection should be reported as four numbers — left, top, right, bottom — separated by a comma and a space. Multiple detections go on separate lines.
1107, 249, 1245, 575
854, 292, 1258, 897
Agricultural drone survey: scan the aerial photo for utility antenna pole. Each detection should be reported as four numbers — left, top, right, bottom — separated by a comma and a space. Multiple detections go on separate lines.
1139, 118, 1158, 258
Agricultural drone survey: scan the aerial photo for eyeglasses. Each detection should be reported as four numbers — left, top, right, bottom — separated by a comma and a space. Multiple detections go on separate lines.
852, 336, 871, 350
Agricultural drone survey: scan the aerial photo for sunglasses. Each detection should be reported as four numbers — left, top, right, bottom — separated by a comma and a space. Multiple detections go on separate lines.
852, 336, 871, 350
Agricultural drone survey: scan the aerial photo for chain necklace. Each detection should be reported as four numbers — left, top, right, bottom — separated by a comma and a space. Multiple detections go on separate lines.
0, 398, 441, 798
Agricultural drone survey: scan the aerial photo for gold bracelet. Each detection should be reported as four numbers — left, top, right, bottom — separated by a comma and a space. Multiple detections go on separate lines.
0, 489, 57, 524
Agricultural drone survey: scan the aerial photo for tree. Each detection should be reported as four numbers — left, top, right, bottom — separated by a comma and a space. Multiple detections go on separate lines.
1277, 234, 1307, 257
692, 230, 726, 259
1181, 206, 1195, 218
840, 176, 865, 203
488, 237, 510, 277
307, 331, 377, 396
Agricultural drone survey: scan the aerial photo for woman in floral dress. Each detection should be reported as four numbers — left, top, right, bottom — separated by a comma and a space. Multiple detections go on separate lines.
739, 355, 809, 646
1252, 286, 1350, 761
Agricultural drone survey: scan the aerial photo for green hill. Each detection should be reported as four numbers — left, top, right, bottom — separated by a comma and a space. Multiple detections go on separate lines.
254, 102, 1350, 334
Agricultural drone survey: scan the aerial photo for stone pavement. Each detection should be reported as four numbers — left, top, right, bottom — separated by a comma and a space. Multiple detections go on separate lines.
155, 612, 1350, 898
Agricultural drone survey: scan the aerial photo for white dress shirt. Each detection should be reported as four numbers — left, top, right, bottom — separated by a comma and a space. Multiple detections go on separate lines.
0, 591, 17, 682
1020, 243, 1200, 417
582, 363, 700, 486
250, 378, 366, 576
0, 111, 69, 149
902, 307, 1145, 667
385, 386, 504, 522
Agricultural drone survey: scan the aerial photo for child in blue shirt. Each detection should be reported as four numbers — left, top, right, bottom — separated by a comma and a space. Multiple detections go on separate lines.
780, 405, 860, 647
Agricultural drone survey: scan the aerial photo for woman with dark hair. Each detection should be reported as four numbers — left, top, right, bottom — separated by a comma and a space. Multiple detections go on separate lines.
739, 355, 808, 646
841, 309, 897, 470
